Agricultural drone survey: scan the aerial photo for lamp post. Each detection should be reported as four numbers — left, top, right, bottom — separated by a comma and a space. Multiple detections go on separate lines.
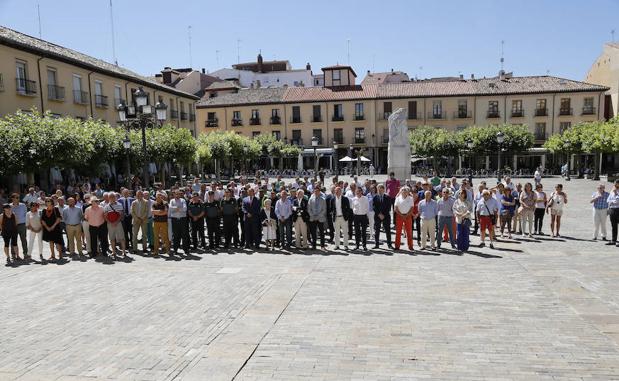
311, 136, 319, 174
123, 133, 131, 187
117, 86, 167, 188
333, 141, 339, 175
565, 139, 571, 181
496, 131, 504, 182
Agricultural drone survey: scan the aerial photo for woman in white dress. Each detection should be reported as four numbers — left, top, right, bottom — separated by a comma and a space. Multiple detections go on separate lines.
546, 184, 567, 237
260, 199, 277, 251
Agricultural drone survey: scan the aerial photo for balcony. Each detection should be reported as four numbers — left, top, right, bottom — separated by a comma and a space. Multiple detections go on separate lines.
290, 116, 301, 123
16, 78, 37, 95
332, 115, 344, 122
407, 112, 420, 120
354, 138, 366, 144
189, 113, 195, 121
559, 108, 573, 116
486, 110, 500, 118
95, 94, 108, 108
333, 137, 344, 145
291, 138, 303, 146
205, 118, 219, 128
428, 111, 446, 120
582, 106, 596, 115
312, 115, 322, 123
511, 110, 524, 117
270, 116, 281, 125
453, 110, 472, 119
180, 111, 187, 120
249, 117, 261, 125
354, 114, 365, 121
534, 108, 548, 117
535, 132, 546, 141
47, 84, 65, 101
73, 90, 89, 105
231, 119, 242, 126
170, 110, 179, 119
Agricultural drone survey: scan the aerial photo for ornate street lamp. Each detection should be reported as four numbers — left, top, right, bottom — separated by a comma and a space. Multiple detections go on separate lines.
123, 134, 131, 185
311, 136, 319, 174
496, 131, 505, 182
565, 139, 571, 181
117, 87, 167, 188
333, 141, 339, 175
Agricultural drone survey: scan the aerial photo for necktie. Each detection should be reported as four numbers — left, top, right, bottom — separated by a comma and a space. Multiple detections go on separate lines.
124, 199, 128, 214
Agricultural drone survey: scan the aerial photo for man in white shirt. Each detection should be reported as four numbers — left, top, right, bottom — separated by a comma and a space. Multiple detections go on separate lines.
352, 187, 369, 250
394, 187, 415, 251
330, 186, 350, 250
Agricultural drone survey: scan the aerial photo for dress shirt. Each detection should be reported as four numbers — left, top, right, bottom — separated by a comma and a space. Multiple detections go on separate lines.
120, 197, 133, 215
11, 203, 27, 224
335, 196, 343, 216
27, 211, 42, 230
608, 190, 619, 209
394, 195, 413, 214
418, 199, 438, 220
477, 197, 500, 215
352, 195, 369, 215
84, 206, 105, 227
592, 191, 610, 209
437, 197, 455, 217
367, 193, 374, 211
62, 206, 83, 225
168, 198, 188, 219
22, 193, 39, 205
275, 198, 293, 220
345, 189, 355, 202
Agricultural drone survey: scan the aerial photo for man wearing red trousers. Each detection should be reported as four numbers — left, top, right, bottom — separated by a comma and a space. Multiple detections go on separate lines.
394, 187, 417, 251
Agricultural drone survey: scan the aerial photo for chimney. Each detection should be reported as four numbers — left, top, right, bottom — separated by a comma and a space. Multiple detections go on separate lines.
367, 69, 370, 74
391, 68, 394, 73
459, 74, 464, 80
499, 70, 505, 80
161, 67, 173, 84
306, 62, 311, 70
257, 53, 264, 73
471, 74, 475, 80
201, 68, 206, 74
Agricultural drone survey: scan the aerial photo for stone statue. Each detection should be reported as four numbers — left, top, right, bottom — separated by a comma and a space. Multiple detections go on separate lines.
387, 108, 411, 182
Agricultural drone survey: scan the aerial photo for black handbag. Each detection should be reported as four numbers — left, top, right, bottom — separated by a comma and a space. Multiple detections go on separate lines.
483, 202, 496, 225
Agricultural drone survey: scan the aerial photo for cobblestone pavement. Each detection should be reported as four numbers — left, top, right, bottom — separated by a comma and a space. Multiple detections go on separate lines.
2, 178, 619, 380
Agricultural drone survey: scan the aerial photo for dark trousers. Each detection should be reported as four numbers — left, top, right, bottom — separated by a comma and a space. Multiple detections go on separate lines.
348, 218, 354, 240
534, 208, 545, 233
89, 224, 108, 256
473, 204, 479, 234
278, 217, 293, 248
171, 217, 190, 253
244, 216, 261, 248
190, 217, 205, 248
239, 216, 245, 246
610, 208, 619, 242
308, 220, 325, 248
16, 223, 27, 254
353, 214, 368, 248
223, 215, 239, 247
206, 217, 221, 248
327, 218, 335, 243
414, 216, 421, 243
122, 216, 132, 248
374, 215, 392, 246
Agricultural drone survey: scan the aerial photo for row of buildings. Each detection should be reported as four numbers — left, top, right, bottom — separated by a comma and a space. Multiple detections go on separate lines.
2, 24, 619, 173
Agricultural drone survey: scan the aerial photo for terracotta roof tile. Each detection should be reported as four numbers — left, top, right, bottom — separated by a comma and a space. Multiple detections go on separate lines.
283, 85, 378, 102
197, 88, 285, 107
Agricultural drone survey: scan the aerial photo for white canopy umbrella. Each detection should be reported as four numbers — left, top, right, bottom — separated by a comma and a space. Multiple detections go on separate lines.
297, 152, 304, 171
339, 156, 353, 162
359, 156, 372, 162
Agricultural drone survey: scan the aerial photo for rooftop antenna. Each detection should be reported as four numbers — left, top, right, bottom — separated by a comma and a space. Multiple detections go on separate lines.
612, 29, 616, 42
188, 25, 193, 68
500, 40, 505, 71
109, 0, 118, 65
215, 50, 220, 67
36, 3, 42, 39
347, 39, 351, 65
236, 39, 241, 64
371, 54, 375, 72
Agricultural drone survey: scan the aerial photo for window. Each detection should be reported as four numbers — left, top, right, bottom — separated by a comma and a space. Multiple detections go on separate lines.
272, 131, 281, 140
333, 104, 343, 121
232, 110, 242, 126
114, 85, 122, 106
408, 101, 417, 119
383, 128, 389, 143
180, 101, 186, 120
208, 112, 216, 120
206, 112, 218, 127
332, 70, 341, 85
271, 109, 281, 124
559, 122, 571, 133
271, 108, 279, 117
487, 101, 499, 118
47, 68, 62, 100
312, 129, 322, 144
354, 103, 364, 120
251, 109, 259, 119
535, 99, 547, 116
559, 98, 571, 115
354, 128, 365, 144
16, 61, 27, 92
432, 100, 442, 119
384, 101, 392, 119
333, 128, 344, 144
312, 105, 321, 122
291, 106, 301, 123
457, 100, 468, 118
94, 80, 107, 107
252, 131, 260, 138
291, 129, 302, 145
511, 100, 523, 117
583, 97, 595, 114
535, 122, 546, 140
73, 74, 86, 104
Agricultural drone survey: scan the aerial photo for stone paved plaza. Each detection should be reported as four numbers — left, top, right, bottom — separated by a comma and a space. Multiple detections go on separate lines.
2, 177, 619, 380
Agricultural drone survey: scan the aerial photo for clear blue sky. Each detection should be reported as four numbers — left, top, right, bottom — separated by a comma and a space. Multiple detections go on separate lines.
1, 0, 617, 81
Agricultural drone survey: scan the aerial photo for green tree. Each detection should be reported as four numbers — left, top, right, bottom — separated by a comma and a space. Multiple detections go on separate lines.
461, 124, 534, 155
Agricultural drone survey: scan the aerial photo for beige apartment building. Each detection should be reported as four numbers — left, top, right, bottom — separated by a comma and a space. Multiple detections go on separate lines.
586, 42, 619, 120
197, 65, 607, 172
0, 26, 198, 134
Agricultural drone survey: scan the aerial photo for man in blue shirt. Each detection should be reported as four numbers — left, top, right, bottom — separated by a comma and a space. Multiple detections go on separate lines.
275, 190, 293, 249
606, 180, 619, 245
436, 189, 456, 250
591, 183, 609, 241
418, 190, 438, 250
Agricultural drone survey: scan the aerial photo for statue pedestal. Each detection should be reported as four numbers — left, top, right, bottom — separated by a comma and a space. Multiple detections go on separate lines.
387, 107, 411, 183
388, 166, 410, 183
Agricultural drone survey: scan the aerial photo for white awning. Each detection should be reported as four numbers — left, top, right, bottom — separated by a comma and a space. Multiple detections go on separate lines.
302, 148, 334, 156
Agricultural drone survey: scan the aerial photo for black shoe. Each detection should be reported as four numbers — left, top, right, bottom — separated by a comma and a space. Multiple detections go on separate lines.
607, 241, 616, 246
373, 245, 379, 249
388, 244, 393, 249
363, 246, 368, 251
602, 237, 607, 241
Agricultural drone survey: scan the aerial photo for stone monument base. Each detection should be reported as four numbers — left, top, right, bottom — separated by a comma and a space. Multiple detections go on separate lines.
388, 166, 410, 183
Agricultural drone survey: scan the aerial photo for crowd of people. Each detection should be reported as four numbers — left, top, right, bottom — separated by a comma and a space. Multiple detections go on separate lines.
0, 172, 617, 265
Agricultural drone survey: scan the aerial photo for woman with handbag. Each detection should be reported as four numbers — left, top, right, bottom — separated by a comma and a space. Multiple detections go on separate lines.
519, 183, 536, 237
260, 198, 277, 251
453, 190, 472, 252
499, 187, 515, 239
547, 184, 567, 237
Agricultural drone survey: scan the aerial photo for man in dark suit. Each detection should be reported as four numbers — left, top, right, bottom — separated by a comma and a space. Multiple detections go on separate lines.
292, 189, 310, 249
242, 188, 262, 249
325, 186, 335, 243
373, 184, 393, 249
119, 188, 135, 250
328, 186, 352, 250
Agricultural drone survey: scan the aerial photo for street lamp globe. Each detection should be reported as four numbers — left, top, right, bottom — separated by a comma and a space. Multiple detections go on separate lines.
466, 139, 473, 149
123, 135, 131, 150
496, 131, 505, 144
311, 136, 319, 147
155, 100, 168, 122
116, 102, 127, 122
134, 86, 148, 107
